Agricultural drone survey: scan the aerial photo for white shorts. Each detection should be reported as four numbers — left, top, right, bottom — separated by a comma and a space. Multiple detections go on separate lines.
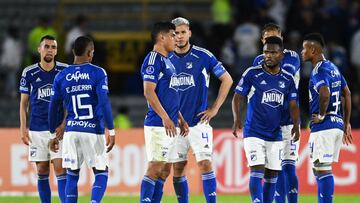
169, 123, 213, 163
62, 131, 109, 170
281, 125, 300, 161
144, 126, 176, 162
309, 128, 343, 163
29, 131, 62, 162
244, 137, 283, 170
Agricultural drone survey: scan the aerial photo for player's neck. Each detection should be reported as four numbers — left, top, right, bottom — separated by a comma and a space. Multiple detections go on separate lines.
263, 64, 280, 75
153, 44, 169, 57
73, 56, 90, 65
175, 43, 190, 54
312, 54, 326, 66
39, 61, 55, 71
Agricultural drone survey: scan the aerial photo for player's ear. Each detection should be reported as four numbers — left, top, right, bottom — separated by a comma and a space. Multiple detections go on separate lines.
188, 29, 192, 38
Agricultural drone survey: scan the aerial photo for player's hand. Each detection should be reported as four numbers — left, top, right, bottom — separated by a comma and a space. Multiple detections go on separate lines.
178, 118, 189, 137
55, 124, 65, 140
232, 119, 243, 138
106, 135, 115, 153
162, 117, 176, 137
20, 128, 31, 145
291, 125, 300, 142
311, 114, 325, 124
197, 107, 219, 124
49, 138, 59, 153
343, 122, 353, 145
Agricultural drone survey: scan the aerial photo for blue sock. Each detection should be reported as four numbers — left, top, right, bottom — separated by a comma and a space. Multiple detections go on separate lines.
249, 170, 264, 203
152, 178, 165, 203
263, 176, 278, 203
318, 173, 334, 203
283, 161, 298, 203
140, 176, 156, 203
38, 173, 51, 203
173, 176, 189, 203
66, 169, 80, 203
274, 169, 286, 203
91, 170, 108, 203
316, 176, 322, 203
56, 173, 67, 203
202, 171, 217, 203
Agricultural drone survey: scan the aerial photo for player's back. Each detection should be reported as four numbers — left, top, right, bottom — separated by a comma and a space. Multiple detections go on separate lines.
309, 60, 347, 132
54, 63, 108, 134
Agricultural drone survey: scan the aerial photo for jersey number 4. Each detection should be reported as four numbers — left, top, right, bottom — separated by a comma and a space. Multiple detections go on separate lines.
71, 94, 94, 120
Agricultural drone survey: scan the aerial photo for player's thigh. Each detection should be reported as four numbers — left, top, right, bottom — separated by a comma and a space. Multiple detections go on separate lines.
243, 137, 266, 167
168, 130, 190, 163
144, 126, 175, 162
28, 131, 51, 162
281, 125, 300, 161
265, 140, 283, 170
188, 123, 213, 162
309, 129, 343, 164
78, 133, 109, 171
62, 132, 83, 170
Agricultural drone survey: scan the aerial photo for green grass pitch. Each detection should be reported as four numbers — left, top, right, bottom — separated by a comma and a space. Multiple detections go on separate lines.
0, 194, 359, 203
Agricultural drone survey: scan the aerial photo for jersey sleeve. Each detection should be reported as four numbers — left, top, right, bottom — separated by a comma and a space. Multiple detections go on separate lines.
51, 75, 63, 101
287, 79, 298, 101
49, 76, 63, 133
252, 54, 264, 66
141, 53, 162, 84
234, 71, 252, 96
19, 69, 31, 94
96, 68, 114, 130
208, 54, 226, 78
283, 51, 301, 88
341, 75, 348, 88
313, 70, 330, 92
96, 69, 109, 95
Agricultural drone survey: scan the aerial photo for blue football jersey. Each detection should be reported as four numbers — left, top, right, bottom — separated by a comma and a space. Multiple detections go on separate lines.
235, 65, 298, 141
253, 49, 300, 126
309, 60, 347, 132
19, 62, 68, 131
50, 63, 113, 134
169, 45, 227, 126
141, 51, 180, 127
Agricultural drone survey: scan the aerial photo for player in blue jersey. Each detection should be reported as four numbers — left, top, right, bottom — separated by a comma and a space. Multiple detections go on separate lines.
152, 17, 233, 203
301, 33, 352, 203
232, 36, 300, 203
19, 35, 67, 203
48, 36, 116, 203
139, 22, 189, 203
253, 23, 301, 203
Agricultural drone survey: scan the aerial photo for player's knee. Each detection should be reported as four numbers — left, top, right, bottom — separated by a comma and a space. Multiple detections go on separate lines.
264, 168, 279, 178
197, 159, 212, 173
173, 161, 187, 177
313, 161, 332, 172
36, 162, 50, 174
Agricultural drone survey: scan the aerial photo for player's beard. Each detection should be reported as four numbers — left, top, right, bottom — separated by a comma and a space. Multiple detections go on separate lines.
43, 56, 53, 63
177, 40, 189, 49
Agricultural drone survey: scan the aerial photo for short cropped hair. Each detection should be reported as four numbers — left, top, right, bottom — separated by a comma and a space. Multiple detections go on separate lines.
303, 33, 325, 48
171, 17, 190, 27
40, 35, 56, 43
73, 36, 93, 56
264, 36, 283, 49
151, 21, 176, 44
262, 23, 281, 37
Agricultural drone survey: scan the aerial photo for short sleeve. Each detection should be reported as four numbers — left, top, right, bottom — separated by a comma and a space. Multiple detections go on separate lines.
341, 75, 348, 88
96, 68, 109, 95
208, 54, 226, 78
287, 79, 298, 101
252, 55, 264, 66
313, 71, 330, 92
51, 75, 63, 101
141, 52, 162, 84
19, 70, 30, 94
234, 71, 252, 96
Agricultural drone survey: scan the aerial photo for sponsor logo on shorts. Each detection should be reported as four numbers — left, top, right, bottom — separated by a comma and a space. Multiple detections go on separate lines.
323, 154, 333, 158
64, 158, 76, 164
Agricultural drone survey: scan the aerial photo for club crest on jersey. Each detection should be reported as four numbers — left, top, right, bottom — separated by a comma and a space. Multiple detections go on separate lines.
279, 81, 285, 88
66, 71, 90, 82
169, 72, 195, 91
186, 62, 192, 69
37, 84, 53, 102
261, 89, 284, 108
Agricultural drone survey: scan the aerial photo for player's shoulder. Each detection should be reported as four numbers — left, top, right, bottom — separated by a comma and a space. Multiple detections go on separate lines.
21, 63, 39, 77
242, 65, 263, 77
313, 60, 333, 76
87, 63, 107, 76
192, 45, 215, 58
283, 49, 299, 59
283, 49, 300, 69
55, 61, 69, 70
281, 68, 296, 82
253, 54, 264, 65
143, 51, 163, 66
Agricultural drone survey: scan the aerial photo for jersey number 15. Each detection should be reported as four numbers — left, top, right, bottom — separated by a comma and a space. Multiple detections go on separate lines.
71, 94, 94, 120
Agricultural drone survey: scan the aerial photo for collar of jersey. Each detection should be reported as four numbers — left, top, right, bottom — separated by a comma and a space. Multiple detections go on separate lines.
37, 62, 57, 72
262, 64, 282, 76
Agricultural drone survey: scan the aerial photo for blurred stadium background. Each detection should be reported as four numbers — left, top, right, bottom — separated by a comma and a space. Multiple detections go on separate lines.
0, 0, 359, 202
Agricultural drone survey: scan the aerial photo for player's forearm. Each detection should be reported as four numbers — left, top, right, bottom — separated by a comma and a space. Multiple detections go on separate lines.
289, 100, 300, 126
19, 98, 29, 130
144, 89, 170, 120
232, 93, 244, 122
319, 86, 330, 116
342, 86, 351, 124
212, 72, 233, 111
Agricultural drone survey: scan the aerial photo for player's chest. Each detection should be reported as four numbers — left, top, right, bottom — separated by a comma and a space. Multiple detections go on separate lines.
253, 74, 288, 92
